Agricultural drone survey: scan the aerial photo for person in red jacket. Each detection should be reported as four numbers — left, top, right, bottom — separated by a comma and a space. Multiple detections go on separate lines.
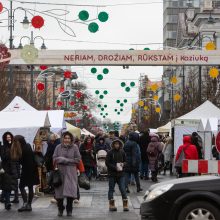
175, 135, 198, 177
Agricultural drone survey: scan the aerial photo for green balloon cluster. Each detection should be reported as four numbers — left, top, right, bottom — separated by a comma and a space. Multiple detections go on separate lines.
78, 10, 109, 33
120, 81, 135, 92
114, 98, 128, 115
95, 90, 109, 99
91, 67, 109, 81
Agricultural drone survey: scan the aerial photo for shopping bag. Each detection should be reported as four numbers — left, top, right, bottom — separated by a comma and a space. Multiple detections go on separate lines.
48, 169, 62, 188
78, 173, 90, 190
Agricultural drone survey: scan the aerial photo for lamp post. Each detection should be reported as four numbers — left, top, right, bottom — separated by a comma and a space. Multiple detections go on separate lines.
18, 31, 47, 106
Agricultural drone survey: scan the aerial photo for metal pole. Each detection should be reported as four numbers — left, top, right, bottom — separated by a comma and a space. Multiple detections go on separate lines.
171, 70, 174, 119
182, 66, 185, 112
8, 1, 13, 100
30, 65, 34, 105
198, 32, 202, 104
52, 75, 55, 109
44, 77, 47, 109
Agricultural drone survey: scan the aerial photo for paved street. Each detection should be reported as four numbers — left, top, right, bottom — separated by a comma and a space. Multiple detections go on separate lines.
0, 175, 174, 220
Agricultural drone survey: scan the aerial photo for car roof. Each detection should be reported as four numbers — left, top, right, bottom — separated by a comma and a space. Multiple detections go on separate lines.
149, 175, 220, 190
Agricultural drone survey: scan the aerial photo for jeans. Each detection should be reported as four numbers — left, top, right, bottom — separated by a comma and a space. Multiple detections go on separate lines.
125, 172, 141, 189
141, 161, 149, 177
108, 176, 127, 200
85, 166, 93, 179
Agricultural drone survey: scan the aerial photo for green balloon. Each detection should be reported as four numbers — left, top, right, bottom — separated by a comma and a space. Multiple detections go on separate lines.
120, 109, 123, 111
117, 112, 120, 115
98, 11, 109, 22
100, 113, 103, 115
130, 82, 135, 87
104, 104, 107, 108
125, 87, 130, 92
103, 90, 108, 95
99, 94, 104, 99
88, 22, 99, 33
120, 103, 124, 107
95, 90, 100, 95
98, 104, 101, 108
116, 100, 120, 103
115, 109, 117, 112
144, 47, 150, 50
121, 82, 126, 87
79, 10, 89, 21
103, 116, 106, 118
106, 113, 108, 116
97, 74, 103, 80
91, 67, 97, 74
101, 108, 105, 111
129, 48, 134, 50
103, 68, 109, 74
124, 99, 128, 103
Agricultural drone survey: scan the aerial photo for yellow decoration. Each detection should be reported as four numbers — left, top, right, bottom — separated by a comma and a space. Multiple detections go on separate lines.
144, 106, 149, 111
153, 95, 159, 101
209, 68, 219, 78
145, 116, 149, 120
132, 109, 136, 114
138, 100, 144, 107
174, 93, 181, 102
150, 83, 158, 92
170, 76, 178, 84
205, 42, 216, 50
155, 107, 161, 113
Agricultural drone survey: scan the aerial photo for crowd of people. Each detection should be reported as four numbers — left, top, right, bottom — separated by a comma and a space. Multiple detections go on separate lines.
0, 128, 205, 216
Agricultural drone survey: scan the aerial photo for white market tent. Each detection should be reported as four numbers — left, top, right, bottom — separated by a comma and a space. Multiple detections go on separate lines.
81, 128, 95, 137
157, 122, 171, 133
172, 100, 220, 158
0, 111, 50, 144
66, 122, 81, 139
1, 96, 66, 134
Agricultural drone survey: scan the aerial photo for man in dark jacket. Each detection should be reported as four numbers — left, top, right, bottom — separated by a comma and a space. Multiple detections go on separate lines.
124, 132, 143, 193
105, 139, 129, 212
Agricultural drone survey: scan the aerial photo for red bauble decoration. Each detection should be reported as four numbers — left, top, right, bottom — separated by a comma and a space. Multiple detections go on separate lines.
75, 91, 83, 99
40, 65, 48, 70
59, 87, 64, 93
88, 114, 92, 118
82, 105, 88, 110
70, 101, 75, 106
0, 2, 3, 13
32, 15, 44, 29
37, 82, 45, 91
57, 101, 63, 107
76, 119, 81, 123
64, 70, 72, 78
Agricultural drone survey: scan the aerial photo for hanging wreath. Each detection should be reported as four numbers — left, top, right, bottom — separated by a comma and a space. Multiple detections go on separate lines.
0, 2, 3, 13
32, 15, 44, 29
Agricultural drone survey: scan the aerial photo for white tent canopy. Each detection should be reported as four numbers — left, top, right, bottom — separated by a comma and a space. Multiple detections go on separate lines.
157, 122, 171, 133
0, 111, 50, 144
2, 96, 66, 134
81, 128, 95, 137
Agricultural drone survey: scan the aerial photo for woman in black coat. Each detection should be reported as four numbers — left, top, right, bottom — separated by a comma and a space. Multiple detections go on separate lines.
10, 135, 39, 212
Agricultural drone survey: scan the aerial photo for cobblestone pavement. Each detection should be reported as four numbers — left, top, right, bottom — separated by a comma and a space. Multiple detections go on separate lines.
0, 174, 175, 220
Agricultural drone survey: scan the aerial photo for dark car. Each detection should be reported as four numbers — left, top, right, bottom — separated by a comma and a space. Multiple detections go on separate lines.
140, 175, 220, 220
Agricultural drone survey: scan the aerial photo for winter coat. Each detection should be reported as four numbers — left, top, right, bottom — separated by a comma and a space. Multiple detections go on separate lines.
147, 136, 163, 171
163, 137, 173, 162
191, 133, 203, 159
139, 132, 151, 162
80, 143, 95, 167
95, 138, 110, 153
105, 139, 126, 177
19, 143, 40, 187
53, 143, 81, 199
123, 132, 141, 172
44, 139, 60, 171
175, 136, 198, 163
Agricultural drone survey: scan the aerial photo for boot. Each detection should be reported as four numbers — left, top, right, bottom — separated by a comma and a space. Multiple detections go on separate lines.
123, 199, 129, 211
26, 203, 32, 211
58, 209, 64, 217
18, 203, 28, 212
67, 211, 72, 217
137, 187, 143, 193
5, 203, 11, 210
109, 199, 117, 211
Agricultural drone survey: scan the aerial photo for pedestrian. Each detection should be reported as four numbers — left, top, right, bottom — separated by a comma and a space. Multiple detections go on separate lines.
53, 131, 81, 217
162, 137, 173, 175
147, 135, 163, 182
124, 132, 143, 193
79, 136, 95, 180
11, 135, 39, 212
175, 135, 198, 178
105, 131, 116, 150
139, 131, 151, 180
105, 139, 129, 212
0, 131, 18, 210
191, 132, 203, 159
94, 137, 109, 153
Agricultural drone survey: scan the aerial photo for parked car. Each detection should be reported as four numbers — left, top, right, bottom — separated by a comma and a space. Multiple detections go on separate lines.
140, 175, 220, 220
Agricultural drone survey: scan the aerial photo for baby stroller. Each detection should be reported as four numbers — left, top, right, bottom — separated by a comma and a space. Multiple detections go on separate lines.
96, 150, 108, 180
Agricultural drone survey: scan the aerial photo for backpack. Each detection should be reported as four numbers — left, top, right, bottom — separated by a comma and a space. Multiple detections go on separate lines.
147, 143, 158, 157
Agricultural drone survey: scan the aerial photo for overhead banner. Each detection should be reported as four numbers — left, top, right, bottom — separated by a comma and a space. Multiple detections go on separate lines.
8, 49, 220, 66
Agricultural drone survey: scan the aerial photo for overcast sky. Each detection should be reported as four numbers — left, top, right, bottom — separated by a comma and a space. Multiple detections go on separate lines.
0, 0, 163, 124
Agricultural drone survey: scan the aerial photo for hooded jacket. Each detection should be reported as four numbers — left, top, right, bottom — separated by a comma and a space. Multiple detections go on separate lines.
95, 137, 109, 153
105, 139, 126, 177
175, 136, 198, 162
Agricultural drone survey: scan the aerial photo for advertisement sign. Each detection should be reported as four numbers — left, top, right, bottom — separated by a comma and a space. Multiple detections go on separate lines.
9, 49, 220, 66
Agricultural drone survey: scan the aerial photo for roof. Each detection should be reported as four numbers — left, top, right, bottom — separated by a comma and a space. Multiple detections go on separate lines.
177, 100, 220, 120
